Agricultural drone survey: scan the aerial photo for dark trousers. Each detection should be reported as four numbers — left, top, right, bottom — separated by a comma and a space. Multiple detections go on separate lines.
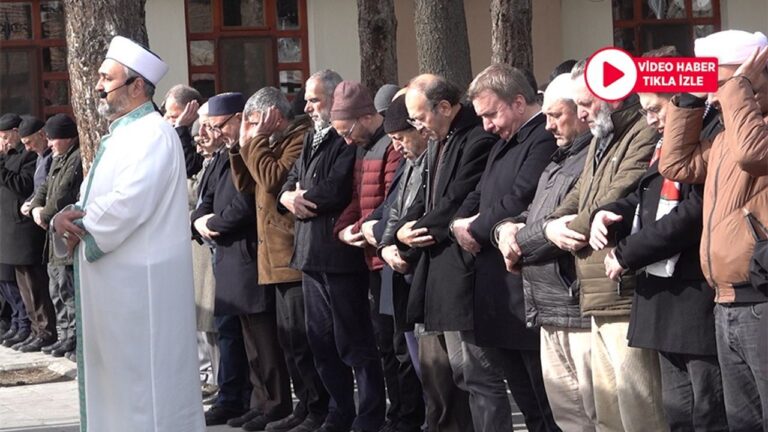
215, 314, 251, 410
275, 282, 329, 419
240, 310, 293, 419
302, 271, 385, 431
418, 332, 474, 432
369, 271, 425, 431
658, 351, 728, 431
714, 302, 768, 431
464, 342, 559, 432
15, 264, 55, 339
47, 265, 75, 341
0, 281, 29, 331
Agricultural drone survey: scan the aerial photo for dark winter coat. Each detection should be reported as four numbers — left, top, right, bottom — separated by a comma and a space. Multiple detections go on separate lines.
191, 151, 272, 315
279, 128, 364, 274
596, 162, 717, 356
29, 142, 83, 265
0, 143, 46, 265
455, 113, 557, 349
515, 132, 592, 330
397, 104, 496, 331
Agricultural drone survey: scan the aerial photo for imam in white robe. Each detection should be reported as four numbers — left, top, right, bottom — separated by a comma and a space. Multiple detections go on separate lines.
73, 102, 204, 432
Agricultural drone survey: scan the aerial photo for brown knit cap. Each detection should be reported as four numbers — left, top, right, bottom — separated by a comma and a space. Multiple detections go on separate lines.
331, 81, 376, 121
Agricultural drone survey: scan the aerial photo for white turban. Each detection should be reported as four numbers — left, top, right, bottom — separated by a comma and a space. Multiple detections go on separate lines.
543, 74, 574, 109
105, 36, 169, 86
694, 30, 768, 65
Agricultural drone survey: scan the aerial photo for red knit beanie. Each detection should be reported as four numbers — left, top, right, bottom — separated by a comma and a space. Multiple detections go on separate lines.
331, 81, 376, 121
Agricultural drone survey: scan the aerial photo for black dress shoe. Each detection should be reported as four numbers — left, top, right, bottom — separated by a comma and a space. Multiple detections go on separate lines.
65, 351, 76, 362
1, 327, 17, 343
243, 414, 283, 431
52, 338, 76, 357
205, 405, 246, 426
315, 422, 350, 432
3, 328, 28, 347
20, 336, 56, 352
266, 413, 306, 432
226, 408, 262, 427
11, 332, 35, 350
41, 339, 63, 354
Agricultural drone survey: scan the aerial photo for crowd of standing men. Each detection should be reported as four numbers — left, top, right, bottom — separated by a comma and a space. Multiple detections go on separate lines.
1, 28, 767, 432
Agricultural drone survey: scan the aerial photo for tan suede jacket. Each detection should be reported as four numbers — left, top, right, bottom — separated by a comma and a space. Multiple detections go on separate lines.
660, 77, 768, 304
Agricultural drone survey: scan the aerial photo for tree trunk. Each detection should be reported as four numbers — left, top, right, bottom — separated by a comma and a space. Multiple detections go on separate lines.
357, 0, 399, 94
63, 0, 149, 168
490, 0, 533, 71
413, 0, 473, 90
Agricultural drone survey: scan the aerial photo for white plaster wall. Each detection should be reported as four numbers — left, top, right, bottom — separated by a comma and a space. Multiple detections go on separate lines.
307, 0, 361, 81
721, 0, 768, 33
146, 0, 189, 101
560, 0, 613, 61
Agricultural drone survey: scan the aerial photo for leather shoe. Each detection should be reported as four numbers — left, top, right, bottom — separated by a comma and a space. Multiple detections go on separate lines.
20, 336, 57, 352
1, 327, 17, 343
266, 413, 306, 432
3, 328, 29, 347
314, 421, 350, 432
11, 332, 35, 350
65, 351, 76, 362
205, 405, 246, 426
226, 408, 262, 427
42, 339, 63, 354
243, 414, 282, 431
52, 338, 76, 357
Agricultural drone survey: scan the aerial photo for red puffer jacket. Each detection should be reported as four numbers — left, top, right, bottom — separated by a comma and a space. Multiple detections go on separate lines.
334, 127, 402, 270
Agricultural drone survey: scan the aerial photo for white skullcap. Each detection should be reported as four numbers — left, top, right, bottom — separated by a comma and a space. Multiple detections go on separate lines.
197, 101, 209, 117
694, 30, 768, 65
543, 74, 574, 109
105, 36, 169, 86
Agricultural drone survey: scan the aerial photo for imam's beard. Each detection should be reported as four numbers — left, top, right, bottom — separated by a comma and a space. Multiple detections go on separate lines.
97, 95, 130, 120
590, 102, 615, 139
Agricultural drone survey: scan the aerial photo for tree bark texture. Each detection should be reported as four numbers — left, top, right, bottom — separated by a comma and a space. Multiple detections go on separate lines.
63, 0, 149, 167
490, 0, 533, 72
413, 0, 473, 90
357, 0, 399, 93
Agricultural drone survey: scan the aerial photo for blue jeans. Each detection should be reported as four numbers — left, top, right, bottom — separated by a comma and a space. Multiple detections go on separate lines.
214, 314, 251, 410
0, 281, 29, 331
303, 271, 385, 431
714, 302, 768, 431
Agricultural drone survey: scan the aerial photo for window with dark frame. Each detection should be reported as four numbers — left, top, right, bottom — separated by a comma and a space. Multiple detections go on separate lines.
0, 0, 71, 119
184, 0, 309, 100
612, 0, 721, 56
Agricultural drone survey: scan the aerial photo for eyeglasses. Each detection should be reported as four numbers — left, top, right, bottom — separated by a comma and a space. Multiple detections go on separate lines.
339, 121, 358, 139
639, 106, 662, 118
209, 113, 237, 134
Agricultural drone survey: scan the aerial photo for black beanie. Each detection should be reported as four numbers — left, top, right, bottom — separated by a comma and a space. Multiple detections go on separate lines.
18, 115, 45, 138
44, 114, 78, 139
0, 113, 22, 131
383, 95, 413, 134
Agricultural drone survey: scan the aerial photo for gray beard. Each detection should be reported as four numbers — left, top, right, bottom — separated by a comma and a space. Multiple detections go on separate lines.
590, 103, 615, 139
97, 96, 130, 120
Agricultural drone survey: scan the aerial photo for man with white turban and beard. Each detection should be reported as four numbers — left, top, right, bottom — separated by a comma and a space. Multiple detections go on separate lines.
544, 60, 663, 431
52, 36, 204, 432
660, 30, 768, 430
